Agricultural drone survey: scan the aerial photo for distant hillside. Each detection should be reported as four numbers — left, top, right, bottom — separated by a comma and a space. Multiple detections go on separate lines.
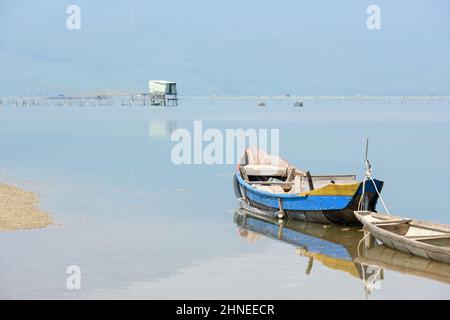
0, 0, 449, 96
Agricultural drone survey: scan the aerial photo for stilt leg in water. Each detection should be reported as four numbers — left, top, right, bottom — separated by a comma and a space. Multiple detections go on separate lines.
363, 227, 376, 249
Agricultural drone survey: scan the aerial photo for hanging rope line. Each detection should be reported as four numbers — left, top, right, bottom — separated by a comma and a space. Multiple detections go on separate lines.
357, 230, 372, 257
355, 139, 390, 297
358, 139, 391, 215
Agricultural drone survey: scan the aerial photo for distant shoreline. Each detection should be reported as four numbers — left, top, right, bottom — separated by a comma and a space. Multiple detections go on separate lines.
0, 183, 53, 232
1, 94, 449, 108
1, 94, 450, 101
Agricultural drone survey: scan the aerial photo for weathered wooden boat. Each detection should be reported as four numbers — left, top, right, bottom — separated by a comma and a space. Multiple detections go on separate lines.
354, 211, 450, 265
234, 148, 383, 225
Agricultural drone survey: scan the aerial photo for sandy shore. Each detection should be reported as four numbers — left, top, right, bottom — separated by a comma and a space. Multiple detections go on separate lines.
0, 183, 53, 231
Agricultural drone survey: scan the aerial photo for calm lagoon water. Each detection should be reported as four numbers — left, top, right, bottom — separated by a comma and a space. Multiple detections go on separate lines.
0, 99, 449, 299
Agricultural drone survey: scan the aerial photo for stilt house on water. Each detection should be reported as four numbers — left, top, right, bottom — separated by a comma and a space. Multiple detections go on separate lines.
149, 80, 178, 106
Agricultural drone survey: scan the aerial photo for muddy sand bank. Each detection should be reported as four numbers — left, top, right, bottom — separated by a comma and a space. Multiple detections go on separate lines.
0, 183, 53, 231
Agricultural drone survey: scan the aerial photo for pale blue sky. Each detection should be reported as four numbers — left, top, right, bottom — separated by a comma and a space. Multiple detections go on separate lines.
0, 0, 449, 96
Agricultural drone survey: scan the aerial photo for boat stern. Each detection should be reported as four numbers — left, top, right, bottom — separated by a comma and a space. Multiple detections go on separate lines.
357, 179, 384, 212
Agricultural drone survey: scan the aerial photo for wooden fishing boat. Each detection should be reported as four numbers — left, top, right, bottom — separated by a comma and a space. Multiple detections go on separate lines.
234, 148, 383, 225
354, 211, 450, 265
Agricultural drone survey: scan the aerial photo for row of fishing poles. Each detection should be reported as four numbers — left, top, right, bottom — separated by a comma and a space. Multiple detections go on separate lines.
0, 95, 160, 108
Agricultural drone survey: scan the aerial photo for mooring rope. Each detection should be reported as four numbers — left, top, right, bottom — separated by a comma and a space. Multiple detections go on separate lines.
356, 231, 370, 297
357, 232, 369, 256
355, 140, 391, 297
358, 157, 391, 215
370, 176, 391, 216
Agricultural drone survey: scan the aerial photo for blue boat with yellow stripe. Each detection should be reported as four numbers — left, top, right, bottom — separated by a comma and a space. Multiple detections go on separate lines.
233, 148, 383, 225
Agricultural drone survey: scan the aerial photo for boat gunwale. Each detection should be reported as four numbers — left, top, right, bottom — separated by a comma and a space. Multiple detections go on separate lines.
236, 172, 307, 198
368, 211, 450, 233
354, 211, 450, 257
236, 171, 373, 199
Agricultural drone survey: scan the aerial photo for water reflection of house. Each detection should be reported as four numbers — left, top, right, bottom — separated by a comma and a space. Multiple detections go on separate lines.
148, 120, 177, 139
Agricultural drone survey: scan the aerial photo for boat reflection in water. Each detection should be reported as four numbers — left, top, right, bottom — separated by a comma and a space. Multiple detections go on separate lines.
234, 208, 450, 296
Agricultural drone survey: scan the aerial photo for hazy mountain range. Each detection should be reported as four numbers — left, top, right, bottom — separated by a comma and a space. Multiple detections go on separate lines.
0, 0, 449, 96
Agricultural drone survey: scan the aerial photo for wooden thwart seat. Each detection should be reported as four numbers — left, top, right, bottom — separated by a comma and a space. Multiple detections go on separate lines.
406, 234, 450, 241
247, 181, 294, 186
243, 164, 288, 177
373, 218, 412, 226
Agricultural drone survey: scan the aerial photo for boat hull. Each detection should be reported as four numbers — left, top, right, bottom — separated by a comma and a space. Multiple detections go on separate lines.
234, 173, 383, 225
355, 212, 450, 265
